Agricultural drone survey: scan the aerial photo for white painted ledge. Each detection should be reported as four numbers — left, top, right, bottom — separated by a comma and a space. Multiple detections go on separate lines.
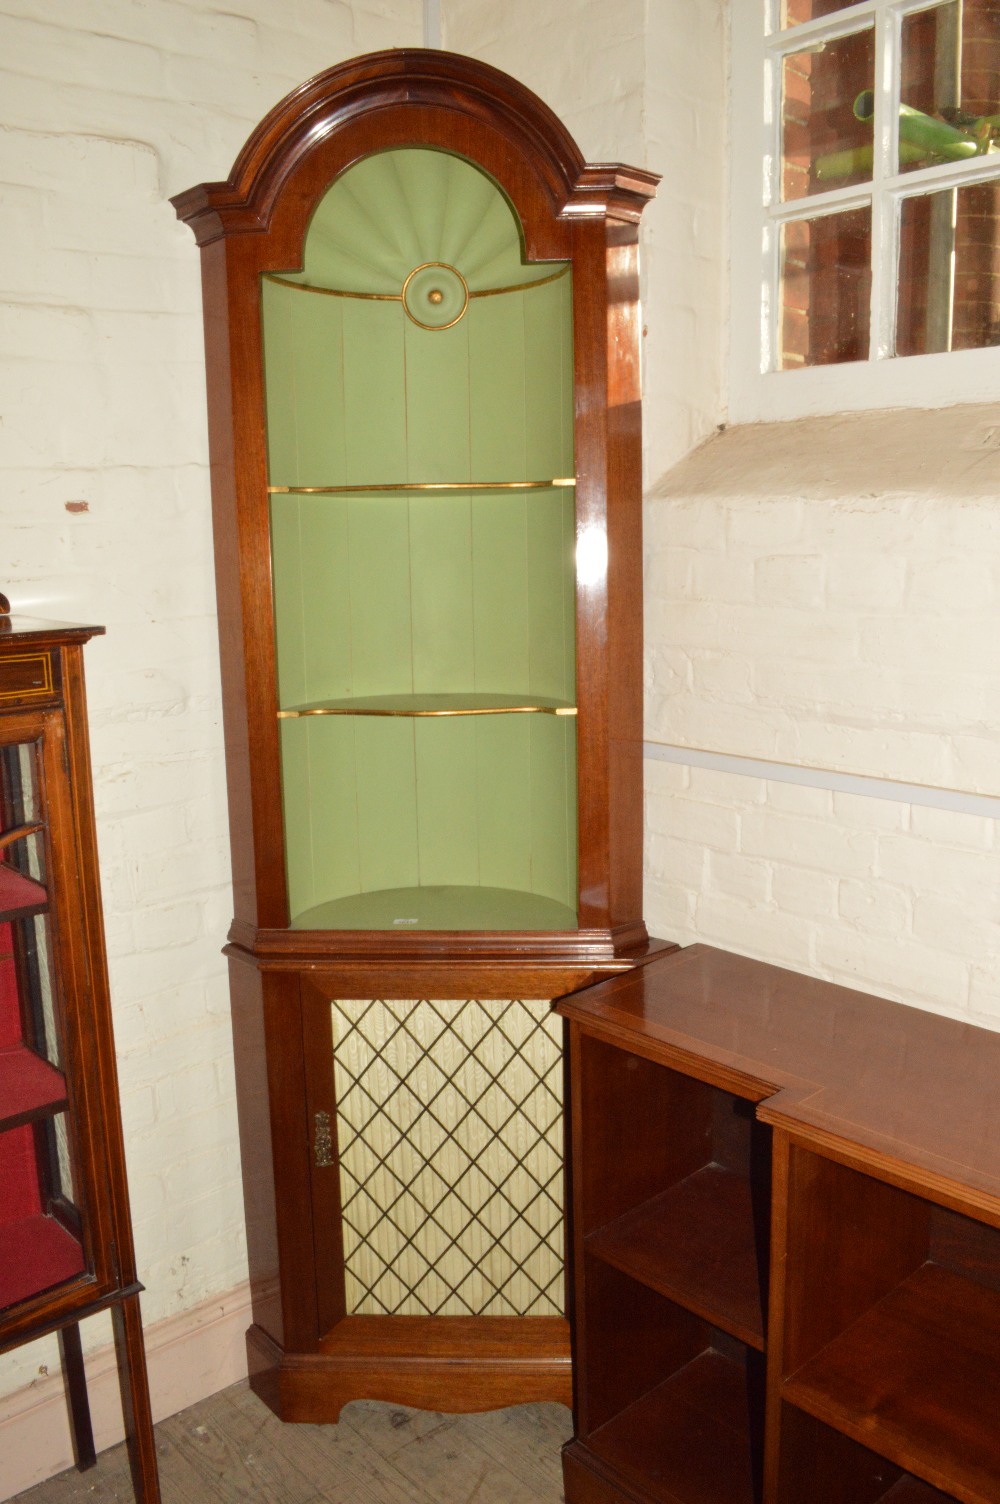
644, 741, 1000, 820
0, 1282, 252, 1501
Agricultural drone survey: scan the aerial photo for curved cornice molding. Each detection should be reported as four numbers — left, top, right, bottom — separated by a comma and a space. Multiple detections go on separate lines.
171, 49, 658, 244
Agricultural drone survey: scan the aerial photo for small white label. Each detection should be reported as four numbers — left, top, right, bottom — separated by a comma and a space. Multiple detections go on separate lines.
393, 917, 419, 925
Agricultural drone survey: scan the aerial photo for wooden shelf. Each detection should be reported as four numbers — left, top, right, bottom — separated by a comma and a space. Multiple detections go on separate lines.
785, 1262, 1000, 1504
0, 1044, 67, 1129
0, 1212, 86, 1310
0, 863, 47, 923
586, 1166, 765, 1351
268, 478, 576, 495
292, 884, 578, 932
278, 692, 577, 719
878, 1479, 958, 1504
585, 1349, 756, 1504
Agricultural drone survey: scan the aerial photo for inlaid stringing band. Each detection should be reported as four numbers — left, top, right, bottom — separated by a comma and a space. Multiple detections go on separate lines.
331, 998, 564, 1318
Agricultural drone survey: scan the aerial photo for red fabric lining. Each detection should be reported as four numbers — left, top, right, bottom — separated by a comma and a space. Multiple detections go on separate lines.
0, 1045, 65, 1123
0, 865, 46, 921
0, 1123, 42, 1222
0, 1214, 85, 1309
0, 922, 19, 1049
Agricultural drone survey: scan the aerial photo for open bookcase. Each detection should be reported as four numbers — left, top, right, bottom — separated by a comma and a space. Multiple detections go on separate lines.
174, 51, 664, 1420
0, 596, 159, 1502
558, 945, 1000, 1504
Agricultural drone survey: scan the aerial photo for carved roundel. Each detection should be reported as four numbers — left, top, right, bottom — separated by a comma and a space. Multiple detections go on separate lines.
402, 261, 470, 330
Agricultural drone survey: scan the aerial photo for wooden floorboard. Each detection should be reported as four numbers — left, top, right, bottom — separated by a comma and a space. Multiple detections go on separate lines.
11, 1382, 572, 1504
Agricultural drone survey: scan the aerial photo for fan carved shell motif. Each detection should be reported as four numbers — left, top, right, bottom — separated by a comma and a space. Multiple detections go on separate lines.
283, 147, 560, 296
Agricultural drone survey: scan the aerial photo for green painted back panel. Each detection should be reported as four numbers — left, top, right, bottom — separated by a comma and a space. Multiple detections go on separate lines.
342, 301, 408, 485
475, 714, 532, 893
281, 715, 578, 922
408, 495, 476, 693
413, 717, 480, 886
347, 495, 413, 694
404, 318, 472, 482
262, 148, 578, 926
469, 295, 527, 482
471, 493, 529, 694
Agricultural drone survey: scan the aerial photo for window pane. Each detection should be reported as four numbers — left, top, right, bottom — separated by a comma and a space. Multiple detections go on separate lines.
779, 207, 872, 367
782, 28, 875, 199
897, 182, 1000, 353
895, 1, 1000, 173
782, 0, 856, 25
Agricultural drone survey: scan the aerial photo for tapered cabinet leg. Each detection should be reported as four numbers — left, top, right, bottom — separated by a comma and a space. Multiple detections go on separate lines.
111, 1296, 162, 1504
58, 1324, 97, 1471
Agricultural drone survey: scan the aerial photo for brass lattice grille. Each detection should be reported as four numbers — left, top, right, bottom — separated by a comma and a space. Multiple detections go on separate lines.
331, 999, 563, 1317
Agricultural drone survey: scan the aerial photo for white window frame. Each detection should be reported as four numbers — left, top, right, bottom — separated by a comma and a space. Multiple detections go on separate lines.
729, 0, 1000, 423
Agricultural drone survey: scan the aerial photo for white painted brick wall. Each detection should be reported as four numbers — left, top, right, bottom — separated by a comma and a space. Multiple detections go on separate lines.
645, 764, 1000, 1025
0, 0, 421, 1405
646, 407, 1000, 796
644, 405, 1000, 1031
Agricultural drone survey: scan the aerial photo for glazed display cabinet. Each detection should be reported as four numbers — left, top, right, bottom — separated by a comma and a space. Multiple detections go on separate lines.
0, 595, 159, 1502
174, 49, 665, 1418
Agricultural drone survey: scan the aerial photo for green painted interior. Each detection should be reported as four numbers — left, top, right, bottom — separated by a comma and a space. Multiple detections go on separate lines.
262, 148, 576, 930
282, 148, 559, 294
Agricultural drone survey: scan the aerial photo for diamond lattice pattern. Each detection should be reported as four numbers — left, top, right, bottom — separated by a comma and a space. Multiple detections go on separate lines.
331, 999, 563, 1317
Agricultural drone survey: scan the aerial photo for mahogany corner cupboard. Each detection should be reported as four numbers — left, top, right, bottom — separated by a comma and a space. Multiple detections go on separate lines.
0, 595, 159, 1502
173, 49, 667, 1419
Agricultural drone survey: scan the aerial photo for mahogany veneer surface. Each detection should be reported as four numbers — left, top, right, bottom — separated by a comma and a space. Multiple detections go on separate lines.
584, 1349, 755, 1504
878, 1478, 958, 1503
786, 1261, 1000, 1504
586, 1165, 764, 1350
558, 944, 1000, 1208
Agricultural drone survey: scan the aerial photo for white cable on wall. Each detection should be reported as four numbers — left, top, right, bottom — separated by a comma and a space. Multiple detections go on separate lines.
643, 741, 1000, 820
423, 0, 442, 48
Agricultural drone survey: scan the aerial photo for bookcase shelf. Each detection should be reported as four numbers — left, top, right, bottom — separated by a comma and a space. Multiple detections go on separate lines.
556, 944, 1000, 1504
586, 1163, 765, 1351
781, 1146, 1000, 1504
575, 1348, 757, 1504
785, 1263, 1000, 1502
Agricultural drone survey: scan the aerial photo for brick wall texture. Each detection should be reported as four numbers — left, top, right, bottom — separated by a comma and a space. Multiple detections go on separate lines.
645, 406, 1000, 1027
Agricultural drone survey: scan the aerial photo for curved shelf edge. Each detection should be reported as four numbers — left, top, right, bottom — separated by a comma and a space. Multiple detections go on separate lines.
291, 884, 579, 933
268, 478, 576, 495
278, 693, 578, 719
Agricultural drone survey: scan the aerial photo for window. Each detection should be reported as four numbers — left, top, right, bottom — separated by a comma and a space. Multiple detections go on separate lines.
730, 0, 1000, 420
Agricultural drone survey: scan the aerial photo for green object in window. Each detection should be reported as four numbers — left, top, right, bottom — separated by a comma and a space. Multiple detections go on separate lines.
853, 91, 979, 161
